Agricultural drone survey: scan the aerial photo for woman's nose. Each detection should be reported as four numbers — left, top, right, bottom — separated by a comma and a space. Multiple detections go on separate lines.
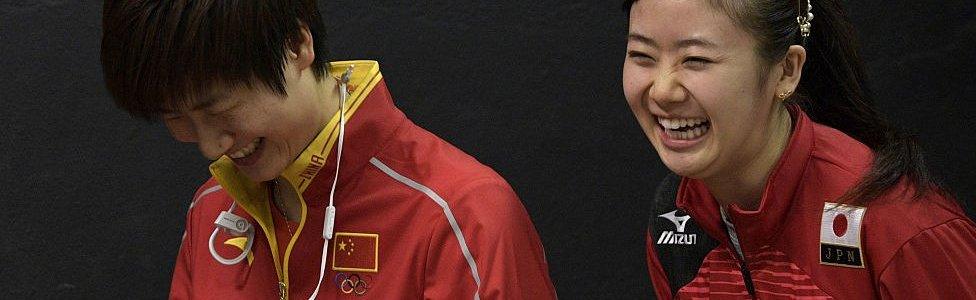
647, 70, 686, 105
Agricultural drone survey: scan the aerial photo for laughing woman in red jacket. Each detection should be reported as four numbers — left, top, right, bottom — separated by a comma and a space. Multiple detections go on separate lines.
622, 0, 976, 298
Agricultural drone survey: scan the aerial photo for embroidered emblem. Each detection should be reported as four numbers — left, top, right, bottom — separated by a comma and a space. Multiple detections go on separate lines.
332, 232, 379, 273
334, 273, 372, 296
819, 202, 866, 268
224, 237, 254, 265
657, 210, 698, 245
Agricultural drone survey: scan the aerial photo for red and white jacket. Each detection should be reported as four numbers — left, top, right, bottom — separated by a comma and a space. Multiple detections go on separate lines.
647, 106, 976, 299
170, 61, 557, 299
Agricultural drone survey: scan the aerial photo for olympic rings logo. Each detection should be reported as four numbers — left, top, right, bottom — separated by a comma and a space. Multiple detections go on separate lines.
334, 273, 371, 296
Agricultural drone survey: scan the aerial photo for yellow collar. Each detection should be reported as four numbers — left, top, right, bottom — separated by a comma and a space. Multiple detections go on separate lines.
207, 61, 382, 222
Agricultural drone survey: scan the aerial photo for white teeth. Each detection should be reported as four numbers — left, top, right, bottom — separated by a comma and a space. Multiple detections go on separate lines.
659, 118, 672, 129
229, 138, 261, 159
664, 124, 709, 140
656, 116, 709, 130
658, 115, 710, 141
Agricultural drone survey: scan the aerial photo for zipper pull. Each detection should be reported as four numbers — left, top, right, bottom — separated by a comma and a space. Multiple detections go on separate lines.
278, 281, 287, 300
720, 207, 756, 298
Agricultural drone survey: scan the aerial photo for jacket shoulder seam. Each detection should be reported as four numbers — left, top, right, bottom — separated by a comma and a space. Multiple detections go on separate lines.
874, 217, 970, 283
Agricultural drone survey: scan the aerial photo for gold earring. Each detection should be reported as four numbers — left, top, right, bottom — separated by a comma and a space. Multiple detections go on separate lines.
778, 91, 793, 99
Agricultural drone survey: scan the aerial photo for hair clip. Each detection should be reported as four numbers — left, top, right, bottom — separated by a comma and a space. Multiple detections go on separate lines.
797, 0, 814, 38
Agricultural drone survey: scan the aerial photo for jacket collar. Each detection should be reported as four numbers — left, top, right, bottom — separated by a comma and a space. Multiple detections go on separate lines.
208, 60, 406, 226
677, 105, 814, 253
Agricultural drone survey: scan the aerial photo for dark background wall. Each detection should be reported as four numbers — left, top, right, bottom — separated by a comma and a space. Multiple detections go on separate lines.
1, 1, 973, 298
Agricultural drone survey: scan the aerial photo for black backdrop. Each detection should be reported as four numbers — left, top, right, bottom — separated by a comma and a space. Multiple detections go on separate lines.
1, 1, 974, 298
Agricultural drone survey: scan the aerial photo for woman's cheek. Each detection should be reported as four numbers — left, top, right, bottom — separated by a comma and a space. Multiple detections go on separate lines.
164, 118, 197, 142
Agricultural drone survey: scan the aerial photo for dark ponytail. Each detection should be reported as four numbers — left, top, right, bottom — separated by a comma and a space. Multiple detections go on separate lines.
781, 0, 943, 203
624, 0, 946, 203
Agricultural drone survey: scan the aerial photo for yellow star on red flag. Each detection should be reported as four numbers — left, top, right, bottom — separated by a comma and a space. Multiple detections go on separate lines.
332, 232, 379, 273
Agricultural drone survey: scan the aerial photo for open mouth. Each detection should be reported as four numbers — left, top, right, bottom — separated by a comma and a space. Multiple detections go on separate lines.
656, 116, 710, 140
227, 138, 266, 167
229, 138, 262, 159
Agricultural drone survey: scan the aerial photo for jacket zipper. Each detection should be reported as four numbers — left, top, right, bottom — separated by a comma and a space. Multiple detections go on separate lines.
720, 208, 757, 298
736, 257, 757, 298
279, 194, 309, 300
267, 183, 310, 300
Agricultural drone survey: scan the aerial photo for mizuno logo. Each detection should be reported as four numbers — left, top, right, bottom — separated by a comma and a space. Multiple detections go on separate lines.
657, 231, 697, 245
657, 210, 697, 245
659, 210, 691, 232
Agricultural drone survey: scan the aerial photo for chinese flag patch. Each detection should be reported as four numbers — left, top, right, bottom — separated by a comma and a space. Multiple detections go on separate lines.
332, 232, 379, 273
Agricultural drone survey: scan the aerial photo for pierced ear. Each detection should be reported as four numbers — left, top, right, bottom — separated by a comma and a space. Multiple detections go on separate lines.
776, 45, 806, 97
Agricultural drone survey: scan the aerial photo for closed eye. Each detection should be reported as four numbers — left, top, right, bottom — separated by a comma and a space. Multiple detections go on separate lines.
628, 51, 656, 65
162, 113, 184, 121
683, 57, 713, 70
205, 99, 241, 116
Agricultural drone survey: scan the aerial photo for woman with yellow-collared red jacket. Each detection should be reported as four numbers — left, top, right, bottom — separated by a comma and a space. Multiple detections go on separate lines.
100, 1, 557, 298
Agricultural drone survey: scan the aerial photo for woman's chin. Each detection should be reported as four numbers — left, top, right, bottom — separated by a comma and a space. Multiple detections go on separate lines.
659, 154, 707, 179
236, 162, 283, 183
653, 139, 715, 179
666, 166, 700, 179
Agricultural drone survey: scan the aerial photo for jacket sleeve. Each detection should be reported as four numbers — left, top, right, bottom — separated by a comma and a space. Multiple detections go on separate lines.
169, 233, 193, 299
169, 191, 201, 300
646, 230, 674, 300
878, 218, 976, 299
421, 179, 557, 299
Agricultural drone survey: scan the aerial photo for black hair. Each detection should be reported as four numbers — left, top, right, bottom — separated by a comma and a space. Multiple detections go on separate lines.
101, 0, 330, 120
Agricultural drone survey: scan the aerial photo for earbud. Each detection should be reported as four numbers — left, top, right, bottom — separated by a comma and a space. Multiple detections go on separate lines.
209, 202, 255, 265
215, 211, 252, 236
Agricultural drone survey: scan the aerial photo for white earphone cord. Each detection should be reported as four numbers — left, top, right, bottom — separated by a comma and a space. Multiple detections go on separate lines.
206, 67, 353, 296
208, 201, 255, 265
308, 66, 352, 299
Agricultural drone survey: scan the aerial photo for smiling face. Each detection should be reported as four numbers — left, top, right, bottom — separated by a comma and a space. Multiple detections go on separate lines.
162, 56, 332, 182
623, 0, 787, 181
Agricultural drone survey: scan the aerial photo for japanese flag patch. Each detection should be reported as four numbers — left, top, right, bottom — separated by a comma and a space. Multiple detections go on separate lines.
819, 202, 866, 268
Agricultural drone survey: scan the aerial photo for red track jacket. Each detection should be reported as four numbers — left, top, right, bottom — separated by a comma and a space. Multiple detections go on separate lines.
170, 61, 557, 299
647, 107, 976, 299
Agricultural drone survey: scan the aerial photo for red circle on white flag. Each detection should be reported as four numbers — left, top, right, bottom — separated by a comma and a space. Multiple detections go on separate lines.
833, 214, 848, 237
